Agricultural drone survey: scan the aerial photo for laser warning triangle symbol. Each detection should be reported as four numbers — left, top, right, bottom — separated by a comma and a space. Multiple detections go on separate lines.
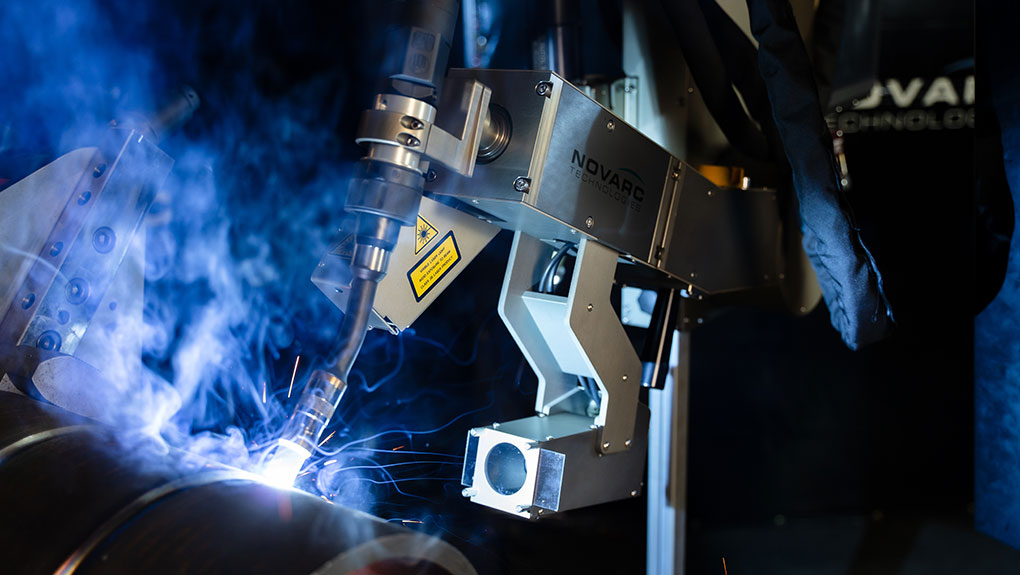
414, 215, 438, 255
332, 234, 355, 260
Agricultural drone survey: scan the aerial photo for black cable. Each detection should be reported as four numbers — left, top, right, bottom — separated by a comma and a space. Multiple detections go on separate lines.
329, 276, 379, 381
660, 0, 770, 160
696, 0, 777, 146
539, 242, 574, 294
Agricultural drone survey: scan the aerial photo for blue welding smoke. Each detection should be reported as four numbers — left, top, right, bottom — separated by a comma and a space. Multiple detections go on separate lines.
0, 0, 522, 524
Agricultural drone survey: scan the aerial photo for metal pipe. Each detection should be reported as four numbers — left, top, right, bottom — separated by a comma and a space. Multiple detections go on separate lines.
0, 391, 476, 575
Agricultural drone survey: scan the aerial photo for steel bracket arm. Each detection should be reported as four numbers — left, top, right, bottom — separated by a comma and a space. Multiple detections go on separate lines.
501, 233, 642, 456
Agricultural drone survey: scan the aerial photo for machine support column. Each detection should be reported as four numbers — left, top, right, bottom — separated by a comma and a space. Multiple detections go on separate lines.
647, 330, 690, 575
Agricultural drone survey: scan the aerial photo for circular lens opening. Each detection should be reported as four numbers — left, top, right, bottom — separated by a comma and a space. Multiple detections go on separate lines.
484, 442, 527, 496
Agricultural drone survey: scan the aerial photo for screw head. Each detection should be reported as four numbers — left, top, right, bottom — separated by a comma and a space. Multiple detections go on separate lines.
631, 490, 638, 497
625, 439, 632, 447
426, 169, 438, 182
92, 164, 106, 178
77, 190, 92, 205
37, 330, 62, 351
607, 120, 615, 131
20, 293, 35, 309
65, 277, 90, 305
586, 303, 593, 312
602, 441, 611, 449
461, 488, 477, 498
535, 81, 553, 97
513, 176, 531, 193
585, 216, 594, 229
92, 226, 116, 254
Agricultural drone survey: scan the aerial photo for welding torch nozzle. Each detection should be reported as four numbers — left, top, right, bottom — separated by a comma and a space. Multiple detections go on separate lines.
278, 369, 347, 455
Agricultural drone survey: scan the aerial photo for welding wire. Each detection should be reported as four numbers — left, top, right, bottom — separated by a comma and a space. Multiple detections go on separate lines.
288, 355, 300, 399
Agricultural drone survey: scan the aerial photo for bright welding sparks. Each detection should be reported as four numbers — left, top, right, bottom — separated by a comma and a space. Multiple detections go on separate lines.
318, 430, 336, 447
288, 355, 300, 399
261, 439, 311, 488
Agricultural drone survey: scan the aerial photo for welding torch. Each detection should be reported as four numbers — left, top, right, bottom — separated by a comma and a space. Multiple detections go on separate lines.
265, 0, 461, 485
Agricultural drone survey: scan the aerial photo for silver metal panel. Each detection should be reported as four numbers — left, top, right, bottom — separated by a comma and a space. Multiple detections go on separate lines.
312, 196, 498, 334
497, 232, 589, 417
662, 170, 782, 293
0, 149, 97, 319
566, 239, 642, 455
520, 292, 590, 376
537, 82, 673, 262
0, 132, 172, 355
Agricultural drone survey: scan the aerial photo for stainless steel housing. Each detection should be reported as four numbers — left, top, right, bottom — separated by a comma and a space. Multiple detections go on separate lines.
428, 69, 784, 296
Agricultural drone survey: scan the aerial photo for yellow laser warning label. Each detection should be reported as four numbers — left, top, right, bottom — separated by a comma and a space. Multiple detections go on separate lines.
414, 214, 439, 255
408, 231, 460, 302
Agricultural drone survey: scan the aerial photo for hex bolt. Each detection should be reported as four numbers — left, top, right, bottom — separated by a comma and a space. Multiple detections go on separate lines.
513, 177, 531, 193
585, 216, 594, 229
535, 81, 553, 97
537, 509, 545, 516
602, 441, 611, 449
461, 488, 477, 498
469, 428, 481, 437
515, 505, 531, 513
